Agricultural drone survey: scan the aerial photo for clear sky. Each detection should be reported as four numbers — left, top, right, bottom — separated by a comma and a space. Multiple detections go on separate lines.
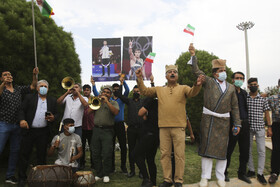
35, 0, 280, 91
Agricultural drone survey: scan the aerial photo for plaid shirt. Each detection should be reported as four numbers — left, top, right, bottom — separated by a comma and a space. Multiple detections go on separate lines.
268, 93, 280, 122
247, 93, 270, 131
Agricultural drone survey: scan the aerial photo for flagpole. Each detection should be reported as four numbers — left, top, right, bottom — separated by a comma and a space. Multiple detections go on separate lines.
31, 0, 38, 76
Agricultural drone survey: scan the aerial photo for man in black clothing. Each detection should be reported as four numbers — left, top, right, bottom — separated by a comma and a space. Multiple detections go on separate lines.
267, 79, 280, 184
134, 97, 159, 187
115, 85, 144, 178
17, 80, 58, 186
224, 72, 251, 184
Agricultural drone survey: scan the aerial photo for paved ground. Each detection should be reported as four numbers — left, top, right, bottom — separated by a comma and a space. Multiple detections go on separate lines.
182, 137, 279, 187
183, 176, 280, 187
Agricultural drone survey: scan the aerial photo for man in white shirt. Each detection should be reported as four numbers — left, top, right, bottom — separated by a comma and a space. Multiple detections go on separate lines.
99, 40, 112, 77
57, 83, 88, 138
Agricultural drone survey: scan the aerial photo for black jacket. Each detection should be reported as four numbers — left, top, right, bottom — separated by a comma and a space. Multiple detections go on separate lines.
18, 93, 58, 132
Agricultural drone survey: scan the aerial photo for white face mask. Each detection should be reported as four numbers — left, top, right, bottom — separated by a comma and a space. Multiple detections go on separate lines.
217, 72, 227, 82
68, 126, 75, 134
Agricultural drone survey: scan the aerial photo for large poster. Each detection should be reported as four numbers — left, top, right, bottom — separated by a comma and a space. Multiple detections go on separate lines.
122, 36, 153, 80
92, 38, 121, 82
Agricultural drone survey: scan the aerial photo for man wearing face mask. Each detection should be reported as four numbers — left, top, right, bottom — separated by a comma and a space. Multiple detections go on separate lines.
246, 77, 272, 185
189, 43, 241, 187
17, 80, 58, 186
267, 79, 280, 184
114, 85, 145, 178
111, 76, 130, 174
57, 83, 88, 138
224, 72, 251, 184
48, 118, 83, 173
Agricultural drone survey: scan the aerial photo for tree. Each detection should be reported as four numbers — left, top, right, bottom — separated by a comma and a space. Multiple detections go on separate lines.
0, 0, 81, 161
264, 86, 278, 97
0, 0, 81, 99
175, 50, 233, 141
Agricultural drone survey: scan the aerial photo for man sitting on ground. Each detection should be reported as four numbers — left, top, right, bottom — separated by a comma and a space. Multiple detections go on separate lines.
48, 118, 83, 172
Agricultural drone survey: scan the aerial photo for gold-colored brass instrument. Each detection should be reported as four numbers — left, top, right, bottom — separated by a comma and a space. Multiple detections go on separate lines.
89, 96, 101, 110
61, 77, 75, 89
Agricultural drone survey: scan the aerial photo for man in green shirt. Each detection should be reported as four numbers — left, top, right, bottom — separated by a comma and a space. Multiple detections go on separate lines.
89, 85, 119, 183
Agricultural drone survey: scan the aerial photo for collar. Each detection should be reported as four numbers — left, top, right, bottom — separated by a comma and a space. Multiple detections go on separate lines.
248, 93, 260, 98
215, 78, 226, 85
167, 83, 179, 88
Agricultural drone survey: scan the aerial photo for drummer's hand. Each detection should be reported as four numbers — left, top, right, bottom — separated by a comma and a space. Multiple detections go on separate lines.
53, 140, 60, 148
70, 156, 75, 163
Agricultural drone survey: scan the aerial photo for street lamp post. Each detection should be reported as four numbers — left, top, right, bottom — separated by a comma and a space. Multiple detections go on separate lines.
236, 21, 254, 82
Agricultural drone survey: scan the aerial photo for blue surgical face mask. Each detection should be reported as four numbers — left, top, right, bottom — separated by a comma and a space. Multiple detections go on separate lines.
39, 87, 48, 95
234, 80, 244, 88
217, 72, 227, 82
68, 126, 75, 134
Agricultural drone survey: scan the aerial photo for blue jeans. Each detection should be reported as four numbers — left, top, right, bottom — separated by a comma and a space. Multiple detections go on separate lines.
0, 121, 21, 178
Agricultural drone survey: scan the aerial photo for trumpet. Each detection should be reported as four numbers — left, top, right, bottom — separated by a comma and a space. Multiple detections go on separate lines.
89, 96, 101, 110
61, 77, 75, 90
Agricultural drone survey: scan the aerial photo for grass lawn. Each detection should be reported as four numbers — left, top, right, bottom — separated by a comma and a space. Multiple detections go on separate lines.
0, 141, 271, 187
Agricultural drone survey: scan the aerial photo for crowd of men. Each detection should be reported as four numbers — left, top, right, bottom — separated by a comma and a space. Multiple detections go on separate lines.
0, 43, 279, 187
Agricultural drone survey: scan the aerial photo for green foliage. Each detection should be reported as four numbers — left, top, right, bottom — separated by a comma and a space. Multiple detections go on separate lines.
264, 86, 279, 96
0, 0, 81, 154
175, 50, 233, 140
0, 0, 81, 99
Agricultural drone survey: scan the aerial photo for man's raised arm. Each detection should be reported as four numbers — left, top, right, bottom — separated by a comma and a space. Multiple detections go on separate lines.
135, 69, 157, 97
188, 43, 206, 78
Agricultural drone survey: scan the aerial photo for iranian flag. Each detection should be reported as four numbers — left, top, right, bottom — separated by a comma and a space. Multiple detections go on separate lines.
145, 52, 156, 63
36, 0, 54, 17
184, 24, 195, 36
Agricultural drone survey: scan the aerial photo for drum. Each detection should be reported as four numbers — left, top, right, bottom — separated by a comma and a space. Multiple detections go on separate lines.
73, 171, 95, 187
27, 165, 72, 187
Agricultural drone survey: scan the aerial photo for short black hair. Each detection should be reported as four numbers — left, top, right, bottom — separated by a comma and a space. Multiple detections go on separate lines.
212, 68, 219, 74
63, 118, 75, 125
1, 70, 10, 76
133, 85, 138, 89
248, 77, 258, 84
83, 84, 91, 91
112, 83, 120, 88
135, 49, 141, 52
232, 71, 245, 79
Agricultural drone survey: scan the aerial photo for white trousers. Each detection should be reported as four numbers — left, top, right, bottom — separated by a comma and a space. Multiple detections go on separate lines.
201, 157, 227, 180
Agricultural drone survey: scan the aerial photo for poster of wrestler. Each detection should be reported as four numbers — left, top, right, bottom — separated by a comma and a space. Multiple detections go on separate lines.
122, 36, 153, 80
92, 38, 121, 82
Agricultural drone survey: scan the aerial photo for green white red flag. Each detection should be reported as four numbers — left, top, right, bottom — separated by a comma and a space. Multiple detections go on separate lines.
145, 52, 156, 63
36, 0, 54, 17
184, 24, 195, 36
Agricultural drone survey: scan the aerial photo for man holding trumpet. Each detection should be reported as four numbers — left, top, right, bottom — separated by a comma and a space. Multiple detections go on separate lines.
57, 83, 88, 138
88, 85, 119, 183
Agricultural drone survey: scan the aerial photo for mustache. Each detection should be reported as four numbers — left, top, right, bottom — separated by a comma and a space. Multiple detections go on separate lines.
170, 74, 175, 78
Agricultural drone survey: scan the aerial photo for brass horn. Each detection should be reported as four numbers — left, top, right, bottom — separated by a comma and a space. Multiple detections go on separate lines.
89, 96, 101, 110
61, 77, 75, 89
